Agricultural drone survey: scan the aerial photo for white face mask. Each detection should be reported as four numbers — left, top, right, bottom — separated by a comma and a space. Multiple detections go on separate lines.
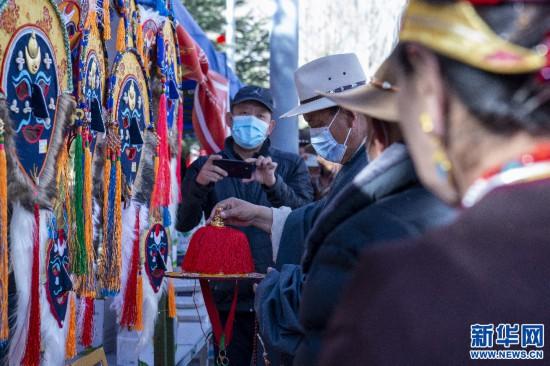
309, 109, 352, 163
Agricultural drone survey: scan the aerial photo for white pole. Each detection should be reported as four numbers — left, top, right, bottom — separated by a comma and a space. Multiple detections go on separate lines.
269, 0, 299, 154
226, 0, 236, 70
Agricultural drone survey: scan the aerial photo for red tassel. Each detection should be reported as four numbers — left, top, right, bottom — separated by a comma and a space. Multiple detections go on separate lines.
81, 297, 94, 348
151, 93, 171, 208
120, 208, 141, 329
182, 224, 254, 275
176, 100, 184, 203
21, 204, 41, 366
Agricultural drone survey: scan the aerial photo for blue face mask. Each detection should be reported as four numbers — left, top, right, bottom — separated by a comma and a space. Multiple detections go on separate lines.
310, 109, 352, 163
231, 115, 269, 149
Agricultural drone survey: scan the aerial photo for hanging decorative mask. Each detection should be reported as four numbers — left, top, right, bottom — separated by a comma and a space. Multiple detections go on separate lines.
158, 20, 180, 130
0, 3, 72, 186
58, 0, 87, 49
1, 1, 73, 364
109, 49, 151, 191
78, 26, 107, 155
144, 223, 168, 292
45, 229, 73, 327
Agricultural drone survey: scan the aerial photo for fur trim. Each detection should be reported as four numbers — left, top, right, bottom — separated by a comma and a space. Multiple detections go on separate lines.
39, 210, 67, 366
111, 200, 138, 316
92, 134, 106, 252
8, 202, 33, 365
168, 157, 179, 232
8, 204, 50, 365
6, 94, 75, 210
137, 262, 162, 349
133, 129, 158, 205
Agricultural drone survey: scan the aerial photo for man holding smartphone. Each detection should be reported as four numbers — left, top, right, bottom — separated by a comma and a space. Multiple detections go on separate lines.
176, 85, 313, 365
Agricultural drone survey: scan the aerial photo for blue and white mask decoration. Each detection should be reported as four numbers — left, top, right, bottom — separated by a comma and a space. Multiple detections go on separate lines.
145, 223, 168, 293
46, 229, 72, 327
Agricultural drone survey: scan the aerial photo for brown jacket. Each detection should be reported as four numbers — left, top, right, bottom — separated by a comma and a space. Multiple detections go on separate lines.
320, 179, 550, 365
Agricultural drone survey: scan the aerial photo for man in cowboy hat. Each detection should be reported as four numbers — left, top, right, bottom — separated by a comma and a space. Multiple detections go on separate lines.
275, 53, 371, 265
208, 60, 454, 365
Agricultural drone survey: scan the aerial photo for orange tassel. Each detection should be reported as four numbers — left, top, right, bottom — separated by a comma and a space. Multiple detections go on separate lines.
84, 6, 97, 32
113, 157, 122, 290
134, 274, 143, 331
83, 144, 95, 296
99, 155, 111, 289
168, 279, 176, 319
103, 0, 111, 40
65, 293, 77, 360
150, 156, 160, 217
0, 126, 8, 343
116, 17, 126, 53
136, 22, 144, 60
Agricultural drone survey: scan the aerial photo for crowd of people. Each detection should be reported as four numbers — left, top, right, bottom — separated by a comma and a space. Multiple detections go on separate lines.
177, 0, 550, 365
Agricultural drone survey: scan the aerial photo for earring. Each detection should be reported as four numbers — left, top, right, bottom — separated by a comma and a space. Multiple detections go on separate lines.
419, 112, 452, 179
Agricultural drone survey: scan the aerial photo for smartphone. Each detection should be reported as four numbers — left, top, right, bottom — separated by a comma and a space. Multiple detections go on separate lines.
213, 159, 256, 179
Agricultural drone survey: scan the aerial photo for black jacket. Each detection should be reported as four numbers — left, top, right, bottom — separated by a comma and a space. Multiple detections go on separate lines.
320, 178, 550, 366
288, 144, 454, 365
276, 148, 368, 267
177, 137, 313, 311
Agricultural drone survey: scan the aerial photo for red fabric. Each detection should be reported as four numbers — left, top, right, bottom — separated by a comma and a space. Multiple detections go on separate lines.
21, 204, 41, 366
200, 280, 239, 348
120, 208, 141, 328
152, 94, 172, 208
216, 33, 226, 45
81, 297, 94, 347
182, 225, 254, 275
176, 24, 229, 154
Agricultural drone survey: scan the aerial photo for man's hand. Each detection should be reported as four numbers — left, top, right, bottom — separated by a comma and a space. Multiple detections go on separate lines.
243, 156, 278, 187
196, 155, 227, 186
208, 197, 273, 233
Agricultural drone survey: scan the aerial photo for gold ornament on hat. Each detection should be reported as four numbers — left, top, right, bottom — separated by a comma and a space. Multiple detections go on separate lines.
25, 32, 42, 75
400, 0, 547, 74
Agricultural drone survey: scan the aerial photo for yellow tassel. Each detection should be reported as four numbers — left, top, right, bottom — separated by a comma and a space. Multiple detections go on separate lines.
150, 156, 159, 218
134, 273, 143, 331
112, 157, 122, 291
103, 0, 111, 41
168, 279, 176, 319
83, 145, 95, 297
65, 293, 77, 360
116, 17, 126, 53
136, 22, 144, 60
0, 135, 8, 342
84, 6, 97, 32
99, 155, 111, 287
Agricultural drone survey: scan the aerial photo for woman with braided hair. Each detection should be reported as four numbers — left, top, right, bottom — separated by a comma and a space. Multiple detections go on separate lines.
318, 0, 550, 364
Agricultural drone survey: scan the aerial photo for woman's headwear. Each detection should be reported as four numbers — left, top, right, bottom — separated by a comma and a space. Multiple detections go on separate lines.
400, 0, 548, 74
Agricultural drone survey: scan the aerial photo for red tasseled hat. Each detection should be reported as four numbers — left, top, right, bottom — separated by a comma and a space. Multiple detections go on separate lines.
182, 209, 255, 275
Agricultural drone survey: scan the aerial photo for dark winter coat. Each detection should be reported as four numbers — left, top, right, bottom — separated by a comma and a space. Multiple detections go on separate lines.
320, 178, 550, 366
275, 148, 368, 267
255, 144, 455, 366
176, 137, 313, 311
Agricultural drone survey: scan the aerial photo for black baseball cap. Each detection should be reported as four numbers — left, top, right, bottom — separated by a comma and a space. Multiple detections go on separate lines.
231, 85, 274, 113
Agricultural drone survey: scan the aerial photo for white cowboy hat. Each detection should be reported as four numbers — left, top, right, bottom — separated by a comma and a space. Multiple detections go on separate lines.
280, 53, 367, 118
316, 60, 400, 123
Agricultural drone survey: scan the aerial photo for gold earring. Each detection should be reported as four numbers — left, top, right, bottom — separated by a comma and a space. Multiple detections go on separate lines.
418, 112, 452, 179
